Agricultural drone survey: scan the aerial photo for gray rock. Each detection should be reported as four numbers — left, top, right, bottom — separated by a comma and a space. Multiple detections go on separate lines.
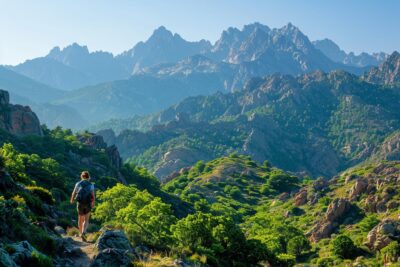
95, 230, 131, 251
365, 219, 400, 251
8, 241, 47, 266
54, 226, 66, 235
90, 248, 135, 267
0, 248, 17, 267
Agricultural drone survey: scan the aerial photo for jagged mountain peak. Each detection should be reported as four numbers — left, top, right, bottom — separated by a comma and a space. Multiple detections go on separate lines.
148, 26, 176, 42
47, 42, 90, 59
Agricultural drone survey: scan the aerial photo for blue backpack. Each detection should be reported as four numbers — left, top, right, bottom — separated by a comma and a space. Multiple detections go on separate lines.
76, 180, 92, 204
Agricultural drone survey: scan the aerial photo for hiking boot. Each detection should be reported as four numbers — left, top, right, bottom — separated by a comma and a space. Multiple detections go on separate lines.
81, 233, 87, 242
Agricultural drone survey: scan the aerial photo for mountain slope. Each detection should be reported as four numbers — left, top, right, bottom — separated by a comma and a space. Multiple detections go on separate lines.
97, 60, 400, 179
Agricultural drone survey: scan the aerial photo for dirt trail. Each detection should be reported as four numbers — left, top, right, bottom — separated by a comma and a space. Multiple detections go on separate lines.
63, 235, 97, 267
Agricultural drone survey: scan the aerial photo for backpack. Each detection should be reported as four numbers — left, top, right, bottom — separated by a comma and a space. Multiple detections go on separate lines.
76, 180, 93, 204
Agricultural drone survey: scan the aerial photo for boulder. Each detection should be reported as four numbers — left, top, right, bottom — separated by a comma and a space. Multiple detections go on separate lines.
312, 177, 329, 191
92, 230, 136, 267
90, 248, 136, 267
365, 219, 400, 251
325, 198, 351, 222
54, 225, 66, 235
348, 179, 368, 200
308, 198, 351, 242
308, 221, 336, 243
8, 241, 47, 266
294, 189, 308, 206
0, 248, 17, 267
95, 230, 132, 251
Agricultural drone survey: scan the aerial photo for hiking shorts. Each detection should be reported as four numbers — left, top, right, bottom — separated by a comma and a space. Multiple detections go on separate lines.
77, 202, 92, 215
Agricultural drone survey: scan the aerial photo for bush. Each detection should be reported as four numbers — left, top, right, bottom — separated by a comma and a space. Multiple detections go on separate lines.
331, 235, 357, 259
276, 253, 296, 267
26, 186, 55, 205
287, 235, 311, 256
267, 173, 299, 193
27, 251, 53, 267
381, 241, 400, 263
316, 257, 335, 267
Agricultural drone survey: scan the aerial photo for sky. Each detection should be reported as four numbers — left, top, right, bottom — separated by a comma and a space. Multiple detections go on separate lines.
0, 0, 399, 65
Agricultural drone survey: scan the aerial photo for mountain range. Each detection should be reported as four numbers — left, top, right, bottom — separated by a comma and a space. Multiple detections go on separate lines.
1, 22, 390, 129
94, 52, 400, 180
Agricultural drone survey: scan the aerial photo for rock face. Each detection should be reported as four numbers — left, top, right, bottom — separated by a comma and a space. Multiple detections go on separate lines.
365, 219, 400, 251
154, 147, 211, 182
0, 89, 43, 136
91, 230, 136, 267
363, 51, 400, 86
309, 198, 351, 242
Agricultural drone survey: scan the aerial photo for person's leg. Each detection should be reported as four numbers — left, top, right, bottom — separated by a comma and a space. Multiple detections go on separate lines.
78, 214, 84, 235
83, 212, 90, 234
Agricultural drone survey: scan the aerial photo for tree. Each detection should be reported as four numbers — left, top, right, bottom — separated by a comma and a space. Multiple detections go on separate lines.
267, 173, 299, 193
331, 235, 356, 259
287, 235, 311, 256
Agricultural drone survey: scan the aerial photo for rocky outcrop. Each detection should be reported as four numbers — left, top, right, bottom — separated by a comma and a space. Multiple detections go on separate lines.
77, 134, 107, 150
78, 133, 124, 171
106, 145, 123, 170
91, 230, 136, 267
308, 198, 351, 242
348, 179, 368, 200
365, 219, 400, 251
363, 51, 400, 86
294, 189, 308, 206
0, 89, 42, 136
154, 147, 211, 181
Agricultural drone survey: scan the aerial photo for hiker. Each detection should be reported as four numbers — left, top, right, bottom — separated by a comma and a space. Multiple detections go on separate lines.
70, 171, 95, 241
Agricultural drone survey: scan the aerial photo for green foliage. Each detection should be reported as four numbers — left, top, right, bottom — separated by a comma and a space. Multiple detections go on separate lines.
171, 212, 268, 265
93, 184, 176, 248
358, 214, 380, 232
26, 186, 55, 205
27, 251, 53, 267
381, 241, 400, 263
267, 173, 299, 193
287, 235, 311, 256
331, 235, 357, 259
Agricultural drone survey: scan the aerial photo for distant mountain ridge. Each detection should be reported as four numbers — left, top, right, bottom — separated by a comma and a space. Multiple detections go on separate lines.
313, 38, 388, 67
95, 53, 400, 180
1, 22, 395, 130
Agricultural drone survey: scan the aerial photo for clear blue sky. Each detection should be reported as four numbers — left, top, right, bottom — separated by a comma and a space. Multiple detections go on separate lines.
0, 0, 399, 65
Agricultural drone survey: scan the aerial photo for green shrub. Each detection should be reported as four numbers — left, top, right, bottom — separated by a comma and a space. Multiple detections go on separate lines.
331, 235, 357, 259
27, 251, 53, 267
316, 257, 335, 267
26, 186, 55, 205
276, 253, 296, 267
287, 235, 311, 256
381, 241, 400, 263
358, 214, 379, 232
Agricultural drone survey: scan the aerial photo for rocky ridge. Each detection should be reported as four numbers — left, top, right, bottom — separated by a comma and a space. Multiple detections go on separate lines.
0, 89, 43, 136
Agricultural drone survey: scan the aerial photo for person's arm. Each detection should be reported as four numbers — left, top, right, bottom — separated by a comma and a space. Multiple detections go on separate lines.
91, 190, 95, 208
70, 188, 77, 204
70, 183, 77, 204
